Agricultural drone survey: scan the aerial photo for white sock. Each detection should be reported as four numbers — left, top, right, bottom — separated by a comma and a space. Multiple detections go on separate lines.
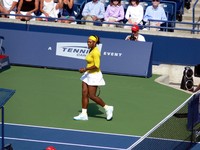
82, 108, 87, 114
104, 105, 109, 110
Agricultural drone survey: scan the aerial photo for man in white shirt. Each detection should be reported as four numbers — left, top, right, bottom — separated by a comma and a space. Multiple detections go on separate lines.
81, 0, 105, 25
125, 25, 145, 42
0, 0, 18, 19
143, 0, 167, 31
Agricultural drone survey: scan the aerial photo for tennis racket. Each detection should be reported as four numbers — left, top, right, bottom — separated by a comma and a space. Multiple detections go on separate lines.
96, 87, 101, 97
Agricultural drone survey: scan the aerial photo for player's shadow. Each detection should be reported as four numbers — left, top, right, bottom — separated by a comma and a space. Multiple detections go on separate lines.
79, 103, 105, 119
88, 103, 105, 119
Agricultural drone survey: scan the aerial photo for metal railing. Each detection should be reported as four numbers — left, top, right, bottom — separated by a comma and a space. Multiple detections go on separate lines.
192, 0, 200, 33
0, 13, 200, 34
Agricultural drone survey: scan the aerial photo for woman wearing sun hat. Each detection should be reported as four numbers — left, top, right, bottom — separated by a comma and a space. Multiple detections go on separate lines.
74, 35, 114, 121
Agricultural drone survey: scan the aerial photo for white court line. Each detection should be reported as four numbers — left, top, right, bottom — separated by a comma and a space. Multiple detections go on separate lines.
127, 93, 195, 150
1, 123, 140, 150
2, 137, 127, 150
4, 122, 139, 138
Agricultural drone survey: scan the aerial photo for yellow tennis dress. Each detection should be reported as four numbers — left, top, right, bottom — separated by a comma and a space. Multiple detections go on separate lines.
80, 47, 105, 86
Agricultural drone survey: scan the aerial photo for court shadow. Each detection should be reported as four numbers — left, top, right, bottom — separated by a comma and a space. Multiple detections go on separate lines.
88, 103, 105, 119
79, 103, 105, 119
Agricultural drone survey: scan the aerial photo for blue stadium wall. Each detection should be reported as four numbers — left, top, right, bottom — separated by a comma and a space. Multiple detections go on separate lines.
0, 21, 200, 66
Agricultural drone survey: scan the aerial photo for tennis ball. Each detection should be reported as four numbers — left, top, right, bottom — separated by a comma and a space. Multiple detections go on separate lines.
45, 146, 56, 150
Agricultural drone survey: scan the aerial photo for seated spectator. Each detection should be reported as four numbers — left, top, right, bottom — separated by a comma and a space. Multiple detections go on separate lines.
143, 0, 167, 31
36, 0, 61, 22
102, 0, 124, 28
125, 24, 145, 41
0, 4, 6, 17
16, 0, 39, 21
0, 0, 18, 19
58, 0, 76, 24
124, 0, 143, 29
81, 0, 105, 26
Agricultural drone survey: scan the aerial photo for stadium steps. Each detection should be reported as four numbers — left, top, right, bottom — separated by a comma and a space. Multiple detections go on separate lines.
174, 1, 200, 34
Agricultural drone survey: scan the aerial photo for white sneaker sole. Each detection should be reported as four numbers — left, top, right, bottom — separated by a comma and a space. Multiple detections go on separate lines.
73, 114, 88, 121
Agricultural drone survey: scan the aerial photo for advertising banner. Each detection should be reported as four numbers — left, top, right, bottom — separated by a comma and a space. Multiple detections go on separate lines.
0, 29, 152, 77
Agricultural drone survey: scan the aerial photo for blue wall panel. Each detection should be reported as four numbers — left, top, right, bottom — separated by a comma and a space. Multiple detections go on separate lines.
144, 35, 200, 65
0, 29, 153, 77
0, 22, 200, 66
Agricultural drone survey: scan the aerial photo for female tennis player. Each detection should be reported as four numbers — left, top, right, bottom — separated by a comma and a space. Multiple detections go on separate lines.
74, 35, 114, 121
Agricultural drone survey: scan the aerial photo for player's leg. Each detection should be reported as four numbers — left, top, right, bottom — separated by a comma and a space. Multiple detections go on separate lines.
88, 85, 114, 121
82, 82, 89, 108
88, 85, 105, 107
73, 82, 89, 120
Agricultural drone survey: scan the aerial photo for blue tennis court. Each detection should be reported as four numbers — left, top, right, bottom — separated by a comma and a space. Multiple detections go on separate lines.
2, 123, 138, 150
1, 123, 200, 150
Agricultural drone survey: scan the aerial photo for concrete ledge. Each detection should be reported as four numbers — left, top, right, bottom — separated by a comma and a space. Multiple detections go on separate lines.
153, 64, 200, 94
153, 64, 200, 84
155, 74, 193, 94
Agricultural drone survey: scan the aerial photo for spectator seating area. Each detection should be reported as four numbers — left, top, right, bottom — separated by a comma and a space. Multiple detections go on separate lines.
67, 0, 182, 30
0, 0, 193, 32
70, 0, 178, 31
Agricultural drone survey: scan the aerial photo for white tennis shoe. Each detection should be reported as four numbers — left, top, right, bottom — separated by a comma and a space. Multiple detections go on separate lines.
105, 106, 114, 121
73, 113, 88, 121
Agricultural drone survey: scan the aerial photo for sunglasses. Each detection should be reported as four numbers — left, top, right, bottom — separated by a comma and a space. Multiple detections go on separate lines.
152, 0, 160, 2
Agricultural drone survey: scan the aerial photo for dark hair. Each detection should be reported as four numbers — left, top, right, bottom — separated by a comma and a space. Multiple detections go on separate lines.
129, 0, 140, 5
110, 0, 121, 6
91, 35, 100, 44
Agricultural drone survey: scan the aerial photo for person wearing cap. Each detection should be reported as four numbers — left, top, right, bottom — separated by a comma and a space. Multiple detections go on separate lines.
74, 35, 114, 121
125, 25, 145, 41
143, 0, 167, 31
